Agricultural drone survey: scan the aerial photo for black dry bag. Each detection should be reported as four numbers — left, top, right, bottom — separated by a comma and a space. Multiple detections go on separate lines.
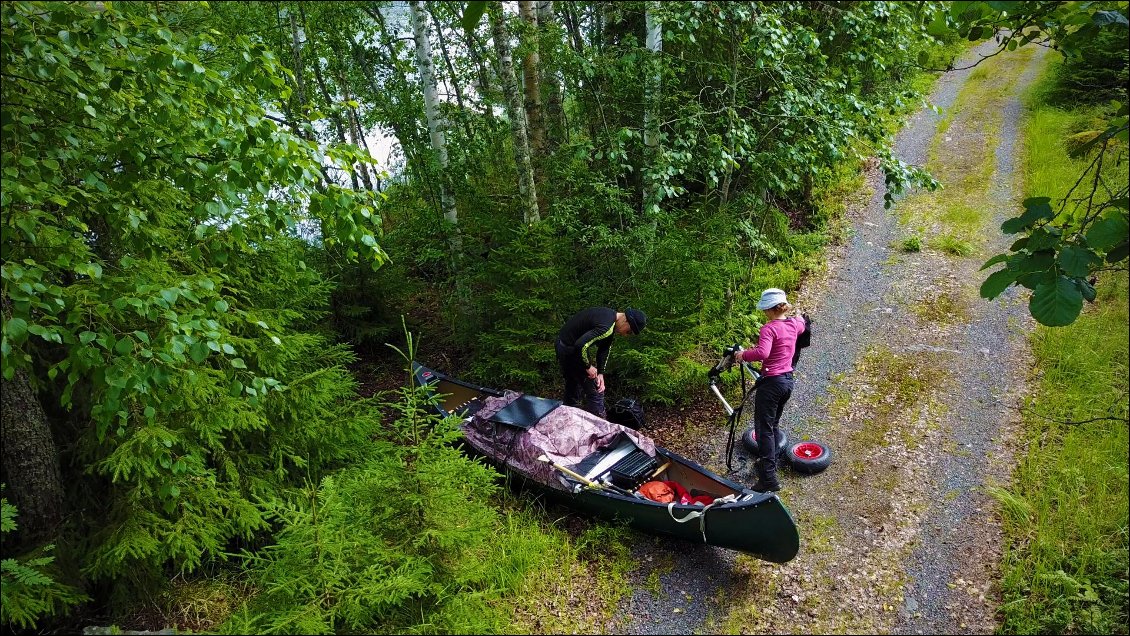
608, 397, 646, 430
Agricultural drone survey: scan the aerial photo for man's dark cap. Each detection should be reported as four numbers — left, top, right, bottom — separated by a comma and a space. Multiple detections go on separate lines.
625, 308, 646, 335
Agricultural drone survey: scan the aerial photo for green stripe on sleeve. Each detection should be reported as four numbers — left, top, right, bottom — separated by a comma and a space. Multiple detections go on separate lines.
581, 324, 615, 366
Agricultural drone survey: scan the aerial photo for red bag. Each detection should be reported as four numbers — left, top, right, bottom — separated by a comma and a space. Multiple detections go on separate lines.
639, 481, 675, 503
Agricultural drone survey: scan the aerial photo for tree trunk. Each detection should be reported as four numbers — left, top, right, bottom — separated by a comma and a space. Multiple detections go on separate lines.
489, 2, 540, 224
312, 60, 358, 190
288, 8, 312, 140
518, 1, 548, 217
305, 17, 359, 191
428, 5, 474, 140
352, 24, 436, 209
537, 0, 566, 147
459, 14, 495, 116
642, 1, 663, 213
563, 1, 586, 55
338, 67, 376, 192
408, 0, 462, 253
721, 29, 739, 204
1, 368, 65, 549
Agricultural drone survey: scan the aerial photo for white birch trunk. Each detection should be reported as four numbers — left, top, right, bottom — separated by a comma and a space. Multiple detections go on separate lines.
409, 0, 462, 251
518, 1, 547, 218
490, 2, 540, 224
643, 1, 663, 213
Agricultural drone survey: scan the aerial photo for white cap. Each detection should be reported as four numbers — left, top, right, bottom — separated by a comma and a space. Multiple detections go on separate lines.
756, 288, 788, 310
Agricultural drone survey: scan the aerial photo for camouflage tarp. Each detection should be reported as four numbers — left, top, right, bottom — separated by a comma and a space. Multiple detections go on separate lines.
461, 390, 657, 491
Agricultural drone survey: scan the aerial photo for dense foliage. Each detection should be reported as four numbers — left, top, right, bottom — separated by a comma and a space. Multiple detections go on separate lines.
3, 0, 1124, 633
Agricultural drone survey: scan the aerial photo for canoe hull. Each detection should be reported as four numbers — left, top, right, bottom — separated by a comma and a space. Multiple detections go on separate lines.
413, 362, 800, 563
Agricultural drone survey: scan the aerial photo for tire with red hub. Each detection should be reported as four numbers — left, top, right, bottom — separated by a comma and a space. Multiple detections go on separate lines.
741, 427, 788, 457
787, 440, 833, 474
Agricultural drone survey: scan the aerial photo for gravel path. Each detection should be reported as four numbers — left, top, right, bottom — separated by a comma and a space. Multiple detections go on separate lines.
612, 41, 1046, 635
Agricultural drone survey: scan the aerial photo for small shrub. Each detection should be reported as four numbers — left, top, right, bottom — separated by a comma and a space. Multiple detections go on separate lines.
1, 497, 88, 630
930, 234, 974, 257
900, 236, 923, 252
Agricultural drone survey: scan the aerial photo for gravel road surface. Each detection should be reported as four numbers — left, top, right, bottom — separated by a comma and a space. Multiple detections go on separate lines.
612, 40, 1046, 635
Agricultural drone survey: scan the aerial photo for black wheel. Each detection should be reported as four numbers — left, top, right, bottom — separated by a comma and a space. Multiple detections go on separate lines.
787, 440, 833, 474
741, 427, 788, 457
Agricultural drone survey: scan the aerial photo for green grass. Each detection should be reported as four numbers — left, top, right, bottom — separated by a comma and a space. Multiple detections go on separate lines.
992, 54, 1130, 636
897, 47, 1041, 261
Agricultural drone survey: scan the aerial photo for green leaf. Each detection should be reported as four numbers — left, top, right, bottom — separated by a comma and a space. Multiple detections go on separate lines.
189, 342, 209, 363
980, 253, 1009, 271
6, 317, 29, 340
1092, 10, 1129, 27
1026, 227, 1061, 252
214, 299, 229, 312
160, 288, 179, 305
230, 357, 247, 369
1085, 213, 1130, 251
927, 15, 949, 37
1105, 241, 1128, 264
228, 379, 243, 397
221, 343, 235, 355
980, 267, 1019, 299
133, 330, 150, 344
1073, 277, 1097, 303
1029, 277, 1083, 327
462, 1, 488, 33
114, 336, 134, 355
1001, 198, 1055, 234
1017, 269, 1056, 290
1057, 245, 1099, 278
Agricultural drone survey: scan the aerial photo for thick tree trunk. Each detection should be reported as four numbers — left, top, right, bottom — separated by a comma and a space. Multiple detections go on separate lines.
0, 368, 65, 548
489, 2, 540, 224
518, 1, 548, 217
408, 0, 463, 253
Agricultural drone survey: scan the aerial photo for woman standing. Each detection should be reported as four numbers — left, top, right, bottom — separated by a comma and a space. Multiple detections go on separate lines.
736, 288, 808, 492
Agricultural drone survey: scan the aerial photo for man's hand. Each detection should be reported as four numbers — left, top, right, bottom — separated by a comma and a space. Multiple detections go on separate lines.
595, 373, 605, 393
587, 365, 598, 380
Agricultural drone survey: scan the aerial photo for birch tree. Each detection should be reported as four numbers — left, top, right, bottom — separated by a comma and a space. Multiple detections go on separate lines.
518, 1, 547, 217
409, 0, 462, 252
643, 1, 663, 214
489, 1, 540, 224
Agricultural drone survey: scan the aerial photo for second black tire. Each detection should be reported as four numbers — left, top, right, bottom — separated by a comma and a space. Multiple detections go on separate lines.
786, 440, 833, 474
741, 426, 788, 457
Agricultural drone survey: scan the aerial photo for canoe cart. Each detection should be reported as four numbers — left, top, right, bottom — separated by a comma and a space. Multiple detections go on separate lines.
412, 362, 800, 564
707, 344, 834, 475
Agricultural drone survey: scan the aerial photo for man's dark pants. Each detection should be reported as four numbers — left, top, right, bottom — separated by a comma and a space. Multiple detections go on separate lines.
556, 342, 606, 417
753, 373, 794, 487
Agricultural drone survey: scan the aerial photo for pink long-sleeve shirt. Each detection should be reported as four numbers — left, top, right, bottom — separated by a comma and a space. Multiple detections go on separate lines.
737, 316, 806, 377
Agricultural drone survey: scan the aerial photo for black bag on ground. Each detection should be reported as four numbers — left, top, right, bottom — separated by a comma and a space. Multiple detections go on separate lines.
608, 397, 645, 429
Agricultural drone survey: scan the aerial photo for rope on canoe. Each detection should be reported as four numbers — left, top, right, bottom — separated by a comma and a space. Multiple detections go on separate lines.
665, 494, 740, 542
